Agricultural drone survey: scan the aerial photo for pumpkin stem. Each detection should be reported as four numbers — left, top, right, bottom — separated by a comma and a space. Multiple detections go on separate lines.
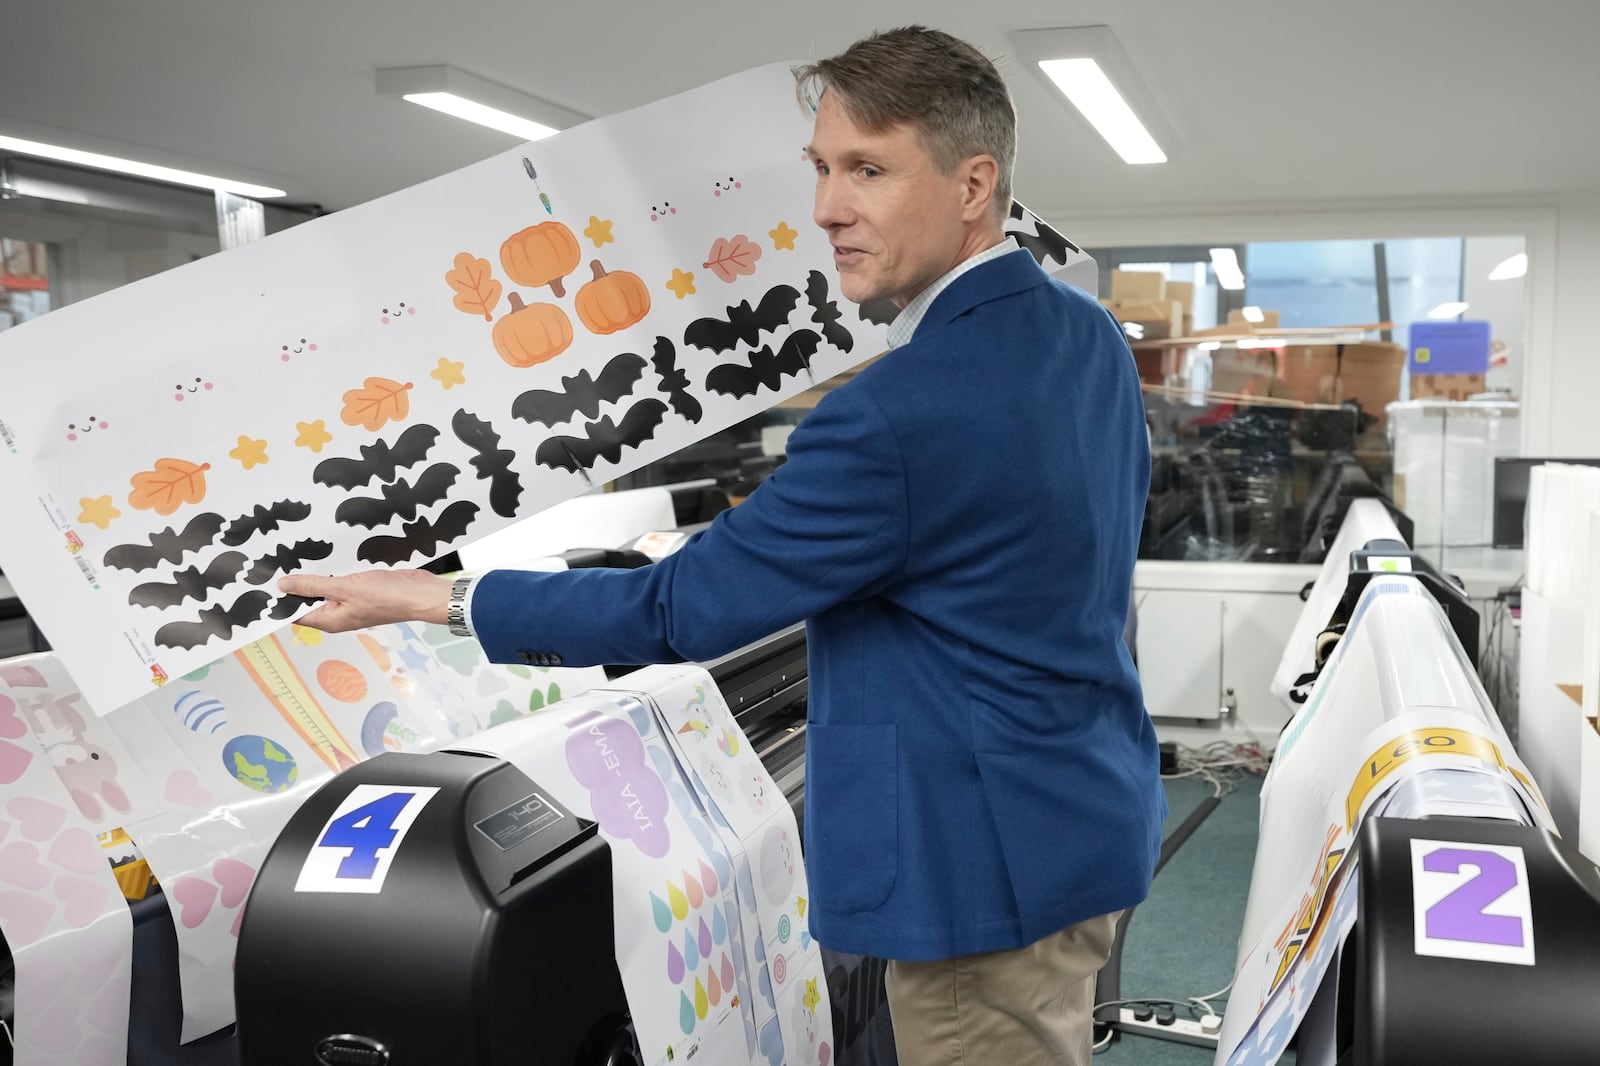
590, 260, 607, 281
550, 277, 567, 299
507, 291, 526, 313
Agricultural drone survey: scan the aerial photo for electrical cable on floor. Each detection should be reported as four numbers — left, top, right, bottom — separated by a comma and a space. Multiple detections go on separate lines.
1162, 741, 1270, 797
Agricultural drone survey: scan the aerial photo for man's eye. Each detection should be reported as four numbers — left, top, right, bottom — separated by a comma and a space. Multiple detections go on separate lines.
860, 167, 880, 179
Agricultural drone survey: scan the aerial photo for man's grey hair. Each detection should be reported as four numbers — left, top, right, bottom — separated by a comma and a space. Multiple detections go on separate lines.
795, 26, 1017, 220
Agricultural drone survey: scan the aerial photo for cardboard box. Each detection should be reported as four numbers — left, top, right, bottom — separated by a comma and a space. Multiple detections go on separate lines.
1274, 341, 1406, 428
1228, 308, 1282, 329
1110, 269, 1167, 303
1411, 372, 1486, 401
1166, 281, 1195, 336
1101, 298, 1183, 340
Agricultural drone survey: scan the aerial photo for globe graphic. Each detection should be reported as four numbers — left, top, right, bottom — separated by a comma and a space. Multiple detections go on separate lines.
222, 734, 299, 793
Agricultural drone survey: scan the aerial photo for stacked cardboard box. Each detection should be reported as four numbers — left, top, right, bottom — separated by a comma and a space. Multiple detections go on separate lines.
1101, 270, 1187, 339
1411, 373, 1487, 400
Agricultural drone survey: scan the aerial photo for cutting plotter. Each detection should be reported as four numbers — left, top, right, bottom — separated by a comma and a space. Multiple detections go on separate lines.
1220, 499, 1600, 1066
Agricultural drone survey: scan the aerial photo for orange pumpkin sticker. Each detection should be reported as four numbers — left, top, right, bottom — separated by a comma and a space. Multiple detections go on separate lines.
341, 377, 415, 432
446, 252, 502, 321
501, 222, 581, 298
576, 259, 651, 336
128, 458, 211, 515
494, 294, 573, 367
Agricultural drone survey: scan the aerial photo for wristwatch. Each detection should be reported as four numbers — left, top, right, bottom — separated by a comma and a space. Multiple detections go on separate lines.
446, 576, 474, 637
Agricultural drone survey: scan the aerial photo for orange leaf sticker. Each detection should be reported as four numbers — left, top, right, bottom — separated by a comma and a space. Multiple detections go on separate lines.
128, 458, 211, 516
702, 234, 762, 284
340, 377, 415, 432
446, 252, 502, 321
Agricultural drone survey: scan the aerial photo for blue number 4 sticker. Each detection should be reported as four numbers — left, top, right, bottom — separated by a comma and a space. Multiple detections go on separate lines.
295, 784, 440, 894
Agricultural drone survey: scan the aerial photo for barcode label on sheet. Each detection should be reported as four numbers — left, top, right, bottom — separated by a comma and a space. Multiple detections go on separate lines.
75, 555, 98, 584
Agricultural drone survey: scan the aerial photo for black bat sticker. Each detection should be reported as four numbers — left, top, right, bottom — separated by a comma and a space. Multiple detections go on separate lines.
102, 513, 226, 572
804, 270, 855, 353
334, 463, 460, 529
857, 298, 899, 326
356, 500, 481, 566
1006, 200, 1078, 268
269, 594, 318, 620
313, 424, 440, 490
650, 336, 702, 424
705, 330, 822, 399
511, 353, 647, 427
127, 552, 247, 609
536, 399, 668, 479
245, 539, 334, 585
683, 284, 801, 353
451, 409, 523, 519
153, 591, 272, 650
221, 500, 312, 546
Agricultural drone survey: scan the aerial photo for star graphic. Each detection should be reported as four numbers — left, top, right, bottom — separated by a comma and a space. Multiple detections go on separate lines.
803, 976, 821, 1015
294, 420, 332, 452
795, 895, 807, 918
399, 644, 433, 673
229, 435, 269, 469
77, 495, 120, 530
430, 357, 466, 390
584, 215, 615, 248
666, 268, 696, 300
291, 624, 324, 647
769, 221, 798, 251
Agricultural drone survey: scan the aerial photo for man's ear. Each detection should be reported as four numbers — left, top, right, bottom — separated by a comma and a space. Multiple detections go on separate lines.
958, 155, 1000, 223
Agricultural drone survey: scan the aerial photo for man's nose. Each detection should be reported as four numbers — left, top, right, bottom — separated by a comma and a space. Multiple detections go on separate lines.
813, 179, 851, 230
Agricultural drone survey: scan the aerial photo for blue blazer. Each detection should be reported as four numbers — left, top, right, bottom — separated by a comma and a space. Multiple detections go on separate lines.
471, 248, 1165, 960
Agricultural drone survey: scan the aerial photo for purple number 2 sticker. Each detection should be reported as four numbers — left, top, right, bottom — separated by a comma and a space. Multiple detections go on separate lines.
1410, 839, 1535, 965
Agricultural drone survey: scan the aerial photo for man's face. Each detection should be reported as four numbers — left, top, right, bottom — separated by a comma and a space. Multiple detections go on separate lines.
808, 92, 971, 308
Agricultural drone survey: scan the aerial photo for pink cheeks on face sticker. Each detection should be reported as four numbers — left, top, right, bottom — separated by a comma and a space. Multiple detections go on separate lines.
204, 382, 213, 390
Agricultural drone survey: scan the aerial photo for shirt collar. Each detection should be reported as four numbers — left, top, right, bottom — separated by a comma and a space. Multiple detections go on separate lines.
885, 236, 1020, 350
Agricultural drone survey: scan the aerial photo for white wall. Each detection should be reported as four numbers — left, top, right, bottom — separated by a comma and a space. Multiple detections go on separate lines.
1545, 195, 1600, 457
1462, 235, 1527, 395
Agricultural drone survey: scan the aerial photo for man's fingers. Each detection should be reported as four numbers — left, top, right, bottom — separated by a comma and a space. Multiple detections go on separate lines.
278, 573, 335, 599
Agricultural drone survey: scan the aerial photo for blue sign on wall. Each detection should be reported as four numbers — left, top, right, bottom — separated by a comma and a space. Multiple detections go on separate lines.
1409, 320, 1491, 375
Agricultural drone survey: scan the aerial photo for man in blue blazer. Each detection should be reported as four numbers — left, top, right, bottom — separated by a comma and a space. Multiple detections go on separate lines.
286, 25, 1163, 1066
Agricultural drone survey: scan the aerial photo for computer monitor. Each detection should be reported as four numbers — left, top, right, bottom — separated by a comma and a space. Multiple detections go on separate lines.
1492, 457, 1600, 549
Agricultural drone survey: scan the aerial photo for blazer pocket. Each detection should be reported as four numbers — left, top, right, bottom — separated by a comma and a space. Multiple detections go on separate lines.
806, 722, 898, 913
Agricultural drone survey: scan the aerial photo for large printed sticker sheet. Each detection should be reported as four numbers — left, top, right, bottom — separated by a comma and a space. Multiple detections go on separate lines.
456, 666, 829, 1066
0, 62, 886, 714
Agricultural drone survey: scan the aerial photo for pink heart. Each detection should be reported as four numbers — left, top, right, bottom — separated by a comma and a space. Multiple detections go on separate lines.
8, 795, 68, 841
231, 905, 244, 938
0, 737, 32, 784
21, 943, 77, 1001
213, 857, 255, 910
56, 872, 110, 928
0, 888, 55, 946
170, 875, 217, 929
37, 995, 86, 1055
164, 768, 215, 810
0, 817, 10, 848
819, 1042, 832, 1066
0, 841, 51, 889
0, 694, 25, 739
49, 827, 106, 877
86, 968, 129, 1034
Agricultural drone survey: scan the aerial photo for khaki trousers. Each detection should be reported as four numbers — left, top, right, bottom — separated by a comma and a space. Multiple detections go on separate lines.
883, 910, 1122, 1066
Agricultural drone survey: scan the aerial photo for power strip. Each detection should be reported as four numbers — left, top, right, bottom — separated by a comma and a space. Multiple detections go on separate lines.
1112, 1006, 1221, 1049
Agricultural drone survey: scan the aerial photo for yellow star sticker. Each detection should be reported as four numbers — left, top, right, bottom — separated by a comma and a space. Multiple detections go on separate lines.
294, 420, 332, 452
803, 976, 821, 1015
77, 495, 120, 530
430, 357, 466, 390
584, 215, 615, 247
770, 221, 799, 251
291, 624, 324, 647
795, 895, 807, 918
229, 435, 269, 469
666, 269, 696, 300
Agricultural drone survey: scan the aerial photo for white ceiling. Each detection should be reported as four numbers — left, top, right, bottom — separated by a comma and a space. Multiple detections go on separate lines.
4, 0, 1599, 218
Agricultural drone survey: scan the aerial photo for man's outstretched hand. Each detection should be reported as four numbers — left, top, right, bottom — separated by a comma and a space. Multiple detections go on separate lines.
278, 570, 454, 633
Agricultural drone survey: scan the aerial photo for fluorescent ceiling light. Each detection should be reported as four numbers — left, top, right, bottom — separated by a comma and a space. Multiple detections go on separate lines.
1428, 301, 1470, 319
1122, 321, 1145, 340
1209, 248, 1246, 291
0, 133, 285, 198
1489, 253, 1527, 281
1240, 306, 1265, 323
1198, 341, 1222, 351
376, 66, 585, 143
1038, 58, 1166, 164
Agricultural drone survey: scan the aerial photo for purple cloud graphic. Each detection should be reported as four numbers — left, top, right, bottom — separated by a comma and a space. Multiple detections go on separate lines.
566, 710, 671, 857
